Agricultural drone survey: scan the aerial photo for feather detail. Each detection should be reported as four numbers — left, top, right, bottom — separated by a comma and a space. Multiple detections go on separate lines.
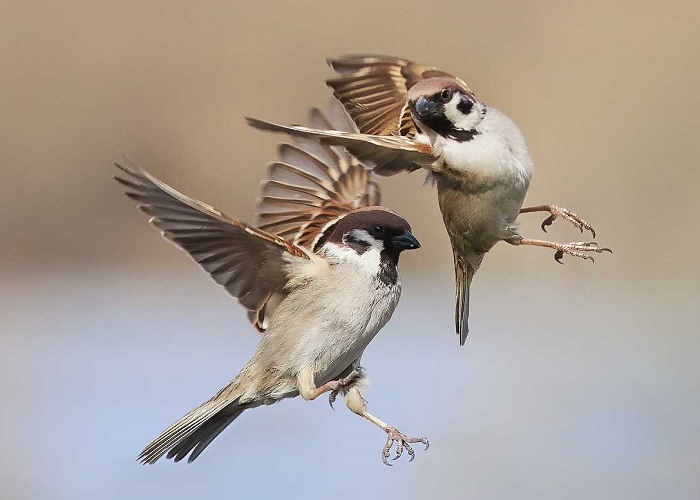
113, 161, 309, 332
326, 54, 471, 137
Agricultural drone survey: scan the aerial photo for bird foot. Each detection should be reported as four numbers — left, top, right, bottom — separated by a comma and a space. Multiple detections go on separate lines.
327, 369, 363, 409
380, 426, 429, 466
553, 241, 612, 264
540, 205, 596, 238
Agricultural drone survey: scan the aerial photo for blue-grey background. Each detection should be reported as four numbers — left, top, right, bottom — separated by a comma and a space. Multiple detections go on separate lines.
1, 1, 699, 499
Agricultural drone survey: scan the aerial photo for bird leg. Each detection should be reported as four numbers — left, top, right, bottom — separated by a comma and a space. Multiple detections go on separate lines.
519, 204, 596, 238
296, 367, 344, 401
297, 367, 429, 464
296, 366, 364, 404
507, 236, 612, 264
327, 368, 363, 409
344, 383, 429, 466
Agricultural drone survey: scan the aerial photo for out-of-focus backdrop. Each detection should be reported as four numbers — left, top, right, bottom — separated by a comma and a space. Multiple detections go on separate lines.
2, 1, 699, 499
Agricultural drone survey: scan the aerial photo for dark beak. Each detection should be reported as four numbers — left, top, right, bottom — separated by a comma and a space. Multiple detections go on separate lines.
390, 230, 421, 250
413, 97, 438, 118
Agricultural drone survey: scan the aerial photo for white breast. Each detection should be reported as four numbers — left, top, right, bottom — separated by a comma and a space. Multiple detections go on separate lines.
267, 246, 402, 386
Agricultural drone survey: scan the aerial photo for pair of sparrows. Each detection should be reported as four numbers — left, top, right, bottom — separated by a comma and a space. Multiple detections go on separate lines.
115, 55, 610, 466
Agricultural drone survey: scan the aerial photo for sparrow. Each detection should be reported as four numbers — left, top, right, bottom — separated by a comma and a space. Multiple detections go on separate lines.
113, 102, 427, 466
246, 54, 611, 345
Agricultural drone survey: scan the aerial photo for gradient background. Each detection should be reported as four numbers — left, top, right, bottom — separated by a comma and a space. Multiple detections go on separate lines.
2, 1, 699, 499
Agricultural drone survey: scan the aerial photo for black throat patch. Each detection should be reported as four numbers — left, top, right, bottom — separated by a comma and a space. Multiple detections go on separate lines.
419, 111, 479, 143
377, 250, 399, 286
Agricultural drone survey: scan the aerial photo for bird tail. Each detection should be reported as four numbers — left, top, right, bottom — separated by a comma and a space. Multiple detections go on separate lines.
138, 390, 249, 464
454, 251, 482, 346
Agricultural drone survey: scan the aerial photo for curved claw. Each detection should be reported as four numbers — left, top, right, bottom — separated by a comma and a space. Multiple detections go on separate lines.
393, 440, 404, 461
541, 214, 556, 233
555, 250, 565, 264
538, 206, 597, 238
552, 240, 613, 264
380, 429, 429, 466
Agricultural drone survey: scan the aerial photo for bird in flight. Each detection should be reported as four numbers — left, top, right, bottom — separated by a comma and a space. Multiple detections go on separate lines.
247, 54, 611, 345
114, 101, 427, 466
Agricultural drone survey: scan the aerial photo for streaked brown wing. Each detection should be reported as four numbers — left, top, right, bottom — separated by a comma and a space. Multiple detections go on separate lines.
113, 162, 309, 332
257, 99, 380, 249
246, 117, 437, 177
326, 54, 465, 137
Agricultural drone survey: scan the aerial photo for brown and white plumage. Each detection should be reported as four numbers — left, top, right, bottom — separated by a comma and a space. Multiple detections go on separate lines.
248, 55, 609, 345
250, 99, 383, 331
246, 117, 436, 176
256, 98, 381, 249
326, 54, 474, 138
113, 104, 426, 465
114, 162, 310, 329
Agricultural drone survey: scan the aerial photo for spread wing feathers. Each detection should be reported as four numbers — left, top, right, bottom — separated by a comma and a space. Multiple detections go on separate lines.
246, 117, 437, 177
113, 162, 309, 332
326, 54, 469, 138
257, 99, 380, 249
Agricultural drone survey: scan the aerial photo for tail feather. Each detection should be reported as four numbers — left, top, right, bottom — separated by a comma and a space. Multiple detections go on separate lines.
138, 398, 244, 464
168, 407, 245, 463
454, 251, 481, 346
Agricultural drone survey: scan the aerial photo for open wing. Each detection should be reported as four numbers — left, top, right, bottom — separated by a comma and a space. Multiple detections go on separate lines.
326, 54, 471, 138
246, 117, 437, 176
113, 162, 309, 332
257, 99, 381, 249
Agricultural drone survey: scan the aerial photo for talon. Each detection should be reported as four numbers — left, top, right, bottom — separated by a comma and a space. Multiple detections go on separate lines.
555, 250, 565, 264
536, 205, 597, 238
405, 443, 415, 462
541, 214, 556, 233
393, 440, 404, 460
382, 440, 393, 466
380, 427, 429, 465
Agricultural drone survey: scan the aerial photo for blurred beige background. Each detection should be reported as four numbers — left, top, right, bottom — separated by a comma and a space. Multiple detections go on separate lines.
1, 1, 698, 499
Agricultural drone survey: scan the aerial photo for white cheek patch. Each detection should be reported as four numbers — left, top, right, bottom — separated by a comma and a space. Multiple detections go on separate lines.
444, 94, 481, 131
323, 240, 383, 277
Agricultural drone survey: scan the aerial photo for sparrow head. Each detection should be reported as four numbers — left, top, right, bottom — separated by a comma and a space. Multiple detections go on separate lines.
407, 77, 484, 141
323, 207, 420, 264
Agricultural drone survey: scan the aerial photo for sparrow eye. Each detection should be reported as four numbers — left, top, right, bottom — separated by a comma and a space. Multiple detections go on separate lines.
373, 225, 385, 234
439, 89, 453, 102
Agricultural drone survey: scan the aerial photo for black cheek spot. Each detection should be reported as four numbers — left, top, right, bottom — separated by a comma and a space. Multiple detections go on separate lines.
457, 96, 474, 115
344, 234, 370, 255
